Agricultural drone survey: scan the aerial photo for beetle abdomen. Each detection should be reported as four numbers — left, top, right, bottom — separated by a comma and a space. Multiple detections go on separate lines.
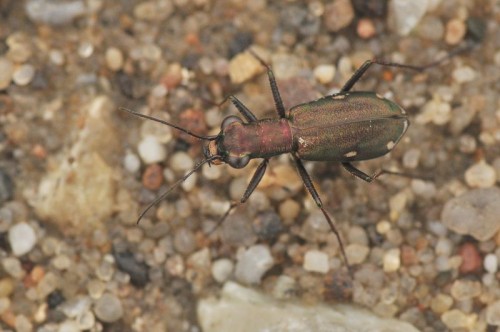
288, 91, 409, 162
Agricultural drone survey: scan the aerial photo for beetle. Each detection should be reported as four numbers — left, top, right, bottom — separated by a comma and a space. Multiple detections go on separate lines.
122, 50, 453, 272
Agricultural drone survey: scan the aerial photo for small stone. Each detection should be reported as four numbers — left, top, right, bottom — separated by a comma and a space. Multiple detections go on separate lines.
113, 249, 149, 287
105, 47, 123, 71
0, 278, 14, 298
383, 248, 401, 273
202, 163, 222, 180
170, 151, 194, 172
345, 244, 369, 264
486, 300, 500, 326
430, 293, 453, 314
464, 160, 496, 188
402, 148, 421, 169
229, 51, 265, 84
313, 64, 336, 84
181, 171, 197, 192
390, 0, 429, 36
12, 64, 35, 86
445, 18, 466, 45
25, 0, 87, 25
272, 275, 297, 299
458, 242, 482, 274
0, 169, 14, 203
0, 297, 10, 314
123, 151, 141, 173
323, 0, 354, 32
357, 18, 376, 39
452, 66, 477, 84
441, 309, 477, 330
278, 199, 300, 221
133, 0, 173, 21
15, 314, 32, 332
0, 57, 14, 90
347, 226, 368, 246
8, 222, 37, 256
94, 293, 123, 323
441, 188, 500, 241
173, 228, 197, 255
416, 97, 451, 125
450, 279, 482, 300
58, 320, 80, 332
211, 258, 234, 283
142, 164, 164, 190
303, 250, 329, 274
137, 135, 166, 164
484, 253, 498, 274
60, 296, 92, 318
234, 244, 274, 284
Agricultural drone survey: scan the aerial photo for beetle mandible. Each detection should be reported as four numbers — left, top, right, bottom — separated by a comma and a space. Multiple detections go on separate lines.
122, 50, 442, 271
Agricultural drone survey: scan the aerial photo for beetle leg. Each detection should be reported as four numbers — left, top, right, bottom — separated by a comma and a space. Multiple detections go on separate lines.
341, 162, 382, 182
248, 49, 286, 119
341, 60, 428, 93
292, 154, 351, 274
208, 158, 269, 234
228, 95, 258, 123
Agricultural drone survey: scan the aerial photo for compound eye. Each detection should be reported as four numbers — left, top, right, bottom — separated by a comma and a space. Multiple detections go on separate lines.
221, 115, 243, 131
227, 155, 250, 169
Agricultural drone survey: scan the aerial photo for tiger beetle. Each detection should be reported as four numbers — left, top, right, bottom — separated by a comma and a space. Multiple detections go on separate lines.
121, 48, 465, 274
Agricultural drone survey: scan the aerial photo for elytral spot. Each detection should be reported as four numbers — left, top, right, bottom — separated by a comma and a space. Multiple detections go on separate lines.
376, 93, 384, 99
332, 94, 347, 100
403, 119, 409, 133
344, 150, 357, 158
298, 137, 308, 147
386, 141, 395, 150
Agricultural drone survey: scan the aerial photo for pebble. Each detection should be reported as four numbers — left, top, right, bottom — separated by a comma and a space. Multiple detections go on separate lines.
60, 296, 92, 318
123, 151, 141, 173
234, 244, 274, 284
94, 293, 124, 323
402, 148, 421, 169
357, 18, 376, 39
15, 314, 33, 332
13, 64, 35, 86
452, 66, 477, 84
458, 242, 482, 274
142, 164, 164, 190
323, 0, 354, 32
416, 97, 451, 125
452, 279, 481, 301
464, 160, 496, 188
430, 293, 453, 314
441, 188, 500, 241
113, 249, 149, 287
313, 64, 336, 84
0, 278, 14, 298
390, 0, 429, 36
58, 320, 80, 332
173, 228, 197, 255
25, 0, 87, 25
0, 169, 14, 203
486, 300, 500, 326
441, 309, 476, 330
2, 257, 25, 279
445, 18, 466, 45
170, 151, 194, 172
49, 49, 65, 65
202, 163, 222, 180
8, 222, 37, 256
303, 250, 329, 274
347, 226, 369, 246
0, 57, 14, 90
137, 135, 166, 164
181, 171, 197, 192
105, 47, 124, 71
345, 244, 369, 264
383, 248, 401, 273
278, 199, 300, 221
484, 253, 498, 274
229, 51, 264, 84
211, 258, 234, 283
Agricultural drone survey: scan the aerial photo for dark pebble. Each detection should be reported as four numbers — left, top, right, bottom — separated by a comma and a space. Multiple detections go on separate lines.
252, 211, 283, 241
47, 289, 65, 309
228, 31, 253, 58
113, 247, 149, 287
352, 0, 387, 17
0, 169, 14, 203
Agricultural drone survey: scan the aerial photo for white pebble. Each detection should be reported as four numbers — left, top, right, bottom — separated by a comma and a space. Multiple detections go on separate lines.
383, 248, 401, 272
452, 66, 476, 84
234, 245, 274, 284
181, 171, 197, 192
94, 293, 123, 323
170, 151, 194, 172
390, 0, 429, 36
9, 222, 37, 256
313, 64, 336, 84
464, 160, 496, 188
137, 135, 166, 164
211, 258, 234, 283
12, 64, 35, 86
303, 250, 329, 273
0, 57, 14, 90
484, 254, 498, 274
123, 151, 141, 173
202, 163, 222, 180
345, 244, 369, 265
